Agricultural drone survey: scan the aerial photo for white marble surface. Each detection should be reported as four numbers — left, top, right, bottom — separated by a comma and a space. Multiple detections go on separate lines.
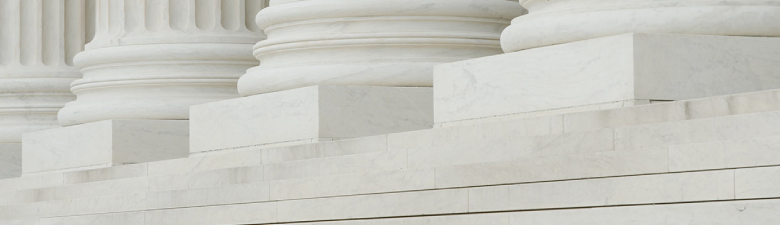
144, 202, 277, 225
470, 170, 734, 212
63, 163, 147, 184
238, 0, 524, 96
190, 85, 433, 154
502, 0, 780, 52
264, 149, 407, 181
39, 212, 143, 225
509, 199, 780, 225
0, 0, 82, 180
0, 143, 21, 179
435, 148, 669, 188
276, 189, 468, 222
148, 166, 264, 192
287, 213, 508, 225
407, 128, 614, 169
0, 173, 62, 193
22, 120, 188, 175
147, 181, 270, 209
57, 0, 266, 126
735, 166, 780, 199
435, 33, 780, 124
615, 111, 780, 151
0, 177, 147, 207
262, 135, 387, 164
669, 135, 780, 172
270, 168, 435, 201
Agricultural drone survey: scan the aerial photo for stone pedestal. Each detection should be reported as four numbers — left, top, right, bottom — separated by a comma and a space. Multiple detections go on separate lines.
237, 0, 524, 96
502, 0, 780, 52
57, 0, 266, 126
0, 143, 21, 179
0, 0, 87, 178
22, 120, 188, 175
435, 33, 780, 124
190, 85, 433, 154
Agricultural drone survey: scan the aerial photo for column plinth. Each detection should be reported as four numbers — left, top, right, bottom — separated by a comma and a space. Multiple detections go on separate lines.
237, 0, 524, 96
0, 0, 86, 178
501, 0, 780, 52
58, 0, 266, 126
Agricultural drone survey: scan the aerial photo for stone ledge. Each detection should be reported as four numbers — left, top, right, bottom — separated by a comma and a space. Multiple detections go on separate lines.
435, 33, 780, 124
21, 120, 189, 175
0, 143, 21, 179
190, 85, 433, 154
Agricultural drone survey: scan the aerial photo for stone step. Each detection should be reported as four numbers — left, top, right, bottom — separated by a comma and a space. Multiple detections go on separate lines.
395, 111, 780, 171
7, 111, 780, 212
146, 135, 387, 178
51, 167, 779, 224
3, 88, 775, 193
0, 173, 63, 193
147, 149, 405, 192
3, 158, 778, 223
0, 177, 147, 206
615, 110, 780, 151
0, 193, 145, 221
440, 87, 780, 129
670, 134, 780, 172
260, 199, 780, 225
139, 89, 780, 187
14, 109, 780, 207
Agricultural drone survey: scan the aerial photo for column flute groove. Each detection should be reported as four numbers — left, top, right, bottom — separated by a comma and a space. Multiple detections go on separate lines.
58, 0, 266, 126
0, 0, 86, 144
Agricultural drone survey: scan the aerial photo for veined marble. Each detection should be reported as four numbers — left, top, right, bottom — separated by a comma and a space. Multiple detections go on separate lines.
0, 0, 86, 142
0, 0, 88, 178
190, 85, 432, 154
435, 33, 780, 123
237, 0, 525, 96
502, 0, 780, 52
57, 0, 267, 126
22, 120, 188, 175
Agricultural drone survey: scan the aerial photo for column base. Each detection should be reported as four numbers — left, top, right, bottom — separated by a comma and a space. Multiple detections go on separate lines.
190, 85, 433, 154
0, 143, 21, 179
435, 33, 780, 124
22, 120, 189, 175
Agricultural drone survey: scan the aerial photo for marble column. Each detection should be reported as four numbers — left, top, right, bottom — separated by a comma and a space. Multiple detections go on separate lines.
0, 0, 87, 178
58, 0, 266, 126
237, 0, 525, 96
501, 0, 780, 52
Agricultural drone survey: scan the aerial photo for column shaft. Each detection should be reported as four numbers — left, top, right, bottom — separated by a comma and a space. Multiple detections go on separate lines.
237, 0, 525, 96
58, 0, 266, 126
0, 0, 86, 143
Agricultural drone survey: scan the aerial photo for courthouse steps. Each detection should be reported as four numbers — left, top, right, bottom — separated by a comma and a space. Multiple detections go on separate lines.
2, 89, 780, 224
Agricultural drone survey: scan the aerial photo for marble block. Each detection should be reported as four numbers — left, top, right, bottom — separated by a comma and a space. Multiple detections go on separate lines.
435, 33, 780, 124
22, 120, 189, 175
0, 143, 21, 179
190, 85, 432, 154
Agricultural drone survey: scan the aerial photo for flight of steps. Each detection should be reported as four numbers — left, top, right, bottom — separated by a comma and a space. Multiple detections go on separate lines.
2, 89, 780, 224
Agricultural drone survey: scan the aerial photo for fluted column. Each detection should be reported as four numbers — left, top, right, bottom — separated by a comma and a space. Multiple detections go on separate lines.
0, 0, 86, 144
58, 0, 265, 126
237, 0, 525, 96
502, 0, 780, 52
